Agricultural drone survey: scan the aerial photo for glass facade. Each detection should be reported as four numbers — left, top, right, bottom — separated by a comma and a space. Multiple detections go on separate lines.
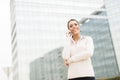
10, 0, 19, 80
10, 0, 103, 80
104, 0, 120, 73
81, 12, 119, 78
10, 0, 120, 80
30, 47, 67, 80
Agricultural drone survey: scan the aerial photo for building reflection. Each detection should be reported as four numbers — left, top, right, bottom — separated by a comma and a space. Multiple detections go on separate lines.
30, 47, 67, 80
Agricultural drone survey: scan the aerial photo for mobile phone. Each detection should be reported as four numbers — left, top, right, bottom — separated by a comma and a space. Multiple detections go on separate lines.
66, 30, 72, 37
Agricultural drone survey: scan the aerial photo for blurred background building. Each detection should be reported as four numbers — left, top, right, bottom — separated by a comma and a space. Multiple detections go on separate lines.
10, 0, 120, 80
81, 11, 119, 78
30, 47, 67, 80
104, 0, 120, 73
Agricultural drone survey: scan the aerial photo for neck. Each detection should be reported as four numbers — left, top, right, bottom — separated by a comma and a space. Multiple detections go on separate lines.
72, 33, 81, 42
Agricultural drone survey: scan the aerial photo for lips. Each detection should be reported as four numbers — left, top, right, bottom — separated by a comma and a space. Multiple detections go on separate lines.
73, 28, 78, 32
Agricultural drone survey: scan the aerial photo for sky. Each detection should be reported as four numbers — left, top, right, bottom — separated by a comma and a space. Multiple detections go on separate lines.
0, 0, 12, 67
0, 0, 104, 67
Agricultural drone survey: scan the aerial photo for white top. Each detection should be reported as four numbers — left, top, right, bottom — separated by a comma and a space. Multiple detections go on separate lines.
62, 35, 95, 79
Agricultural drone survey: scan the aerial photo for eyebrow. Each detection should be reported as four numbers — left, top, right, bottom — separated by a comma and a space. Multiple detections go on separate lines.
70, 22, 77, 25
69, 24, 73, 26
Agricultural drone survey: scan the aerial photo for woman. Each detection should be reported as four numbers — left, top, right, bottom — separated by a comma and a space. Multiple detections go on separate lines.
62, 19, 95, 80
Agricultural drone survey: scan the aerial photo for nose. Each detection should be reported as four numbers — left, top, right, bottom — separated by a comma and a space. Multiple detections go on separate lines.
73, 25, 76, 29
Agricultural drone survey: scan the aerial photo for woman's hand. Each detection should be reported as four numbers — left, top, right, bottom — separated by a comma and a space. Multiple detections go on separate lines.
64, 60, 69, 67
66, 30, 72, 37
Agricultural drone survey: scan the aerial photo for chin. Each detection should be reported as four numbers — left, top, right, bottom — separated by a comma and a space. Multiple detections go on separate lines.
73, 33, 79, 35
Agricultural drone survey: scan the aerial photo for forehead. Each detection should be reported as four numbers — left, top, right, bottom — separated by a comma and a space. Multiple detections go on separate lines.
69, 21, 78, 25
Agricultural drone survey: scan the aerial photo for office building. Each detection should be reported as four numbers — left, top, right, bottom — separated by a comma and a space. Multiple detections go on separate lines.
10, 0, 120, 80
104, 0, 120, 73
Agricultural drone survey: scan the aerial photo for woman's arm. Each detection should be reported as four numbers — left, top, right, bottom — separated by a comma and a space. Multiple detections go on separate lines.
62, 35, 71, 60
68, 36, 94, 63
62, 44, 71, 67
62, 44, 70, 60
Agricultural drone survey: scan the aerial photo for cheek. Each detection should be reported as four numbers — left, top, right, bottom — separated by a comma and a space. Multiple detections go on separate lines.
69, 28, 73, 31
76, 27, 80, 33
77, 26, 80, 31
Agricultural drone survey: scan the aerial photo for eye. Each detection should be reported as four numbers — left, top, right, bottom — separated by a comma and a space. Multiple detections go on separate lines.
69, 25, 73, 28
74, 23, 77, 26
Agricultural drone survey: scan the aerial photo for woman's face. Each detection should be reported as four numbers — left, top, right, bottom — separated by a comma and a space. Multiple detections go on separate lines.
68, 21, 80, 36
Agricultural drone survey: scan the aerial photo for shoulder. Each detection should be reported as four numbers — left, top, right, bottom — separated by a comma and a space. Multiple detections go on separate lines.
82, 35, 93, 41
63, 36, 71, 47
